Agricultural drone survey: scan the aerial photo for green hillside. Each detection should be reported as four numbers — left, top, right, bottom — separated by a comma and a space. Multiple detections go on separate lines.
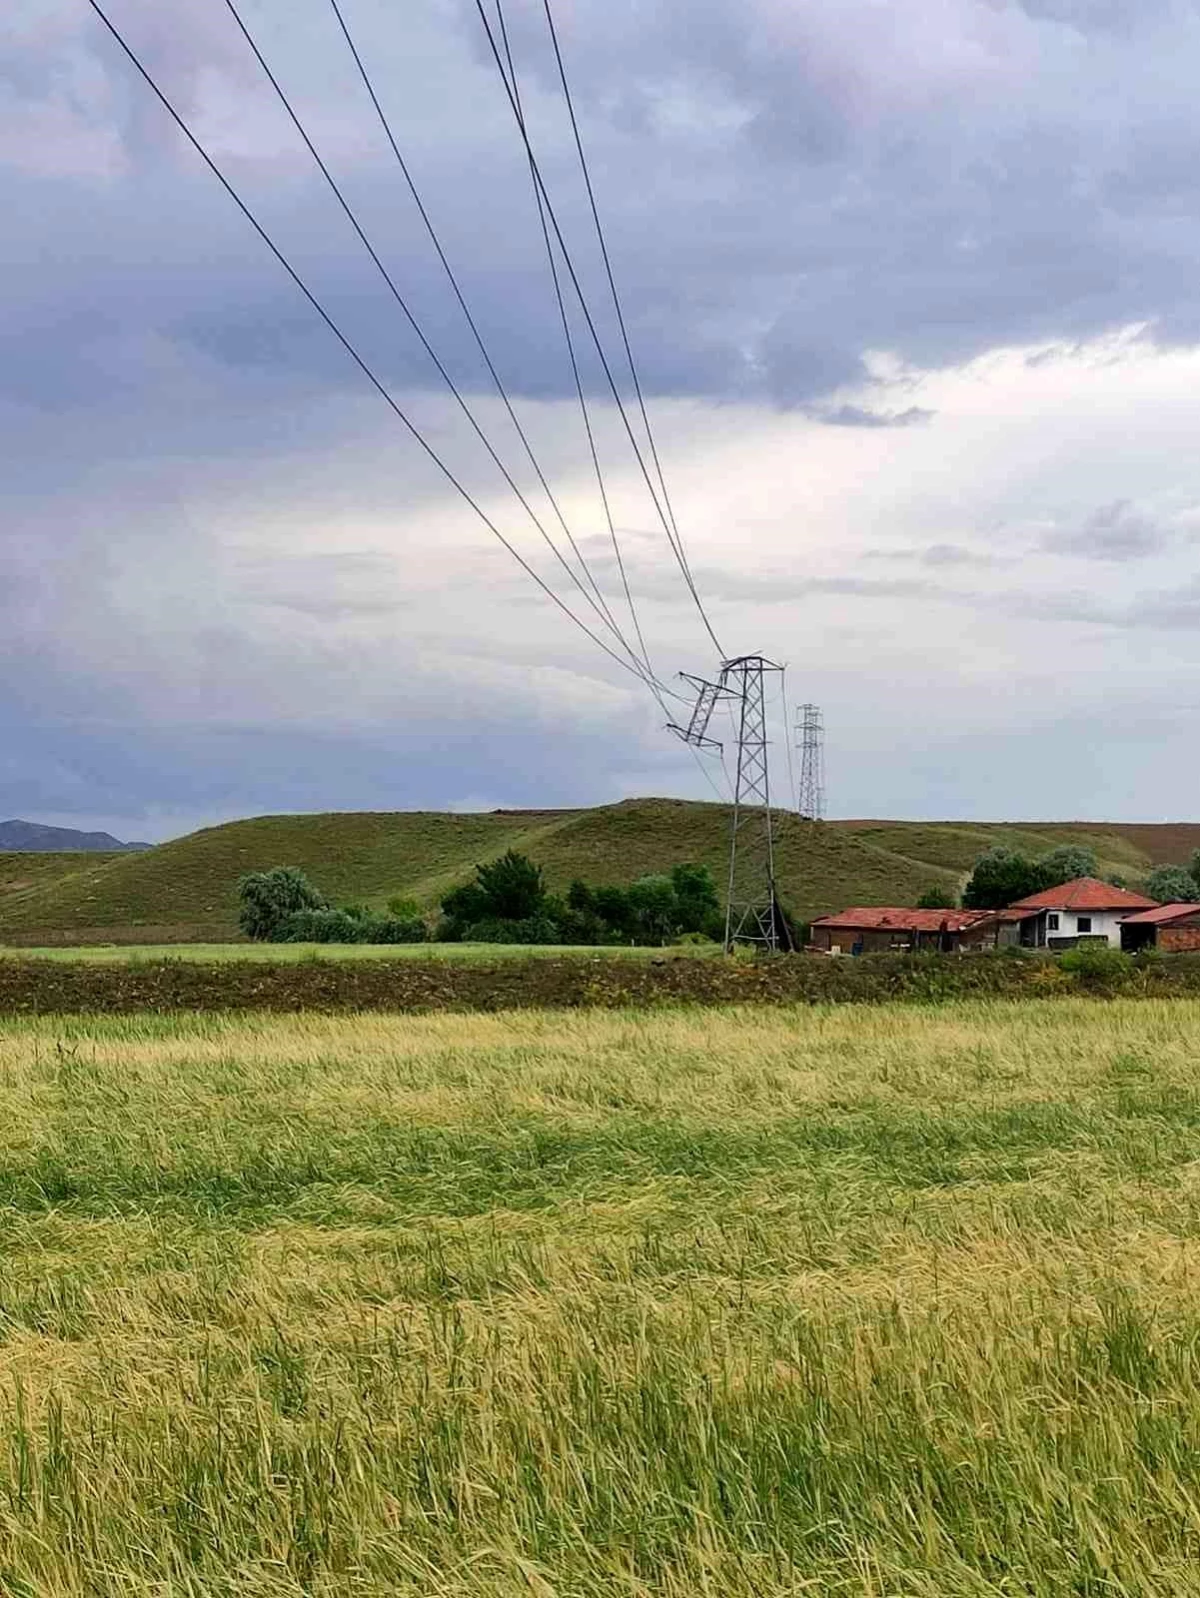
0, 851, 125, 917
1, 803, 1197, 945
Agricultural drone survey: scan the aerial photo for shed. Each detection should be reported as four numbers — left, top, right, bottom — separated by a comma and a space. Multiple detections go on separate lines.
1119, 903, 1200, 954
809, 907, 997, 955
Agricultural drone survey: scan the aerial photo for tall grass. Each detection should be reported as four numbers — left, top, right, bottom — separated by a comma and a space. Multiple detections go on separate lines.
0, 1001, 1199, 1592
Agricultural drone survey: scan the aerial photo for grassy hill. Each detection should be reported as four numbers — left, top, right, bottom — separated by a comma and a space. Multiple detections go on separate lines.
1, 801, 1196, 945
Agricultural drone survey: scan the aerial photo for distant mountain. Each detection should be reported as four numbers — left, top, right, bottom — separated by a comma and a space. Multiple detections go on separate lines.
0, 820, 151, 853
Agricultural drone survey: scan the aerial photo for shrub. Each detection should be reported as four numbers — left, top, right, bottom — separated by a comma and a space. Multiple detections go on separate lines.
238, 868, 326, 941
916, 884, 957, 910
465, 915, 561, 946
364, 916, 427, 945
386, 895, 422, 920
276, 908, 368, 944
555, 906, 611, 946
1059, 944, 1133, 992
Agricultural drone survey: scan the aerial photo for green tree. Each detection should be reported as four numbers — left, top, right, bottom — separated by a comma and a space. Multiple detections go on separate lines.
593, 885, 634, 938
1145, 864, 1200, 904
438, 881, 489, 939
237, 867, 326, 941
438, 851, 549, 941
916, 884, 957, 910
962, 848, 1050, 910
475, 851, 547, 920
670, 863, 722, 936
1039, 845, 1098, 885
626, 875, 679, 944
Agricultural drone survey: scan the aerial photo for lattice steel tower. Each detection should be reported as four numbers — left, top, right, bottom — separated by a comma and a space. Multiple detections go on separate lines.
795, 702, 826, 821
722, 656, 786, 950
671, 654, 790, 952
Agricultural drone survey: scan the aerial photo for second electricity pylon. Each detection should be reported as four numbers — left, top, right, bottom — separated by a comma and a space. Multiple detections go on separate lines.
795, 702, 826, 822
672, 654, 788, 953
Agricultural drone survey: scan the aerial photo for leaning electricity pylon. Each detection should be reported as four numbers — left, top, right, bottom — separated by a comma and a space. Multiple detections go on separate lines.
667, 672, 730, 752
795, 702, 825, 821
672, 655, 790, 954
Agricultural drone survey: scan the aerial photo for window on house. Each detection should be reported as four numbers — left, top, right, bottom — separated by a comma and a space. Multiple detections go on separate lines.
1077, 916, 1093, 934
1048, 913, 1060, 931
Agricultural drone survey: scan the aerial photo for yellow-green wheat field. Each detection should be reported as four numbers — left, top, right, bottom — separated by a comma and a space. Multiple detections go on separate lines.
1, 999, 1200, 1595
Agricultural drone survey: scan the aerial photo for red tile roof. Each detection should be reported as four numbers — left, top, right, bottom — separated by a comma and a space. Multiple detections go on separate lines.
1008, 876, 1158, 912
811, 907, 988, 933
1120, 903, 1200, 926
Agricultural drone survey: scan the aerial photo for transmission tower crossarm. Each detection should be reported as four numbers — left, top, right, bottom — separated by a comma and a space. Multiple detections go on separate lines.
668, 671, 735, 751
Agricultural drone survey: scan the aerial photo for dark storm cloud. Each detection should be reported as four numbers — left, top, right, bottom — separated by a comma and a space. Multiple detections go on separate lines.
8, 0, 1200, 833
11, 0, 1200, 419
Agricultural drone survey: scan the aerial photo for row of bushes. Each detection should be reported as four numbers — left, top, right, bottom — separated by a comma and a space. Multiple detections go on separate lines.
7, 947, 1200, 1016
237, 855, 737, 947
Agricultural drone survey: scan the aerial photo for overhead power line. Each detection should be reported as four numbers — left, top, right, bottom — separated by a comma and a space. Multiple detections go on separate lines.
82, 0, 675, 699
220, 0, 668, 697
537, 0, 716, 646
473, 0, 725, 658
491, 0, 659, 698
322, 0, 637, 677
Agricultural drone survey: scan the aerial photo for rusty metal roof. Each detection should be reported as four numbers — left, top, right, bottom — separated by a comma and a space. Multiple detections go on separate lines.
1120, 902, 1200, 926
811, 908, 989, 933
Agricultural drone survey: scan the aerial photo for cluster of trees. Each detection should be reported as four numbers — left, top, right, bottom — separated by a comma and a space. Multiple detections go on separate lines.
439, 852, 725, 945
238, 853, 728, 947
237, 868, 427, 944
916, 844, 1200, 914
960, 844, 1108, 909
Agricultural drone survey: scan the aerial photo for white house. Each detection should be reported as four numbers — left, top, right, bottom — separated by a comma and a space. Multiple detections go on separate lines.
1006, 877, 1159, 949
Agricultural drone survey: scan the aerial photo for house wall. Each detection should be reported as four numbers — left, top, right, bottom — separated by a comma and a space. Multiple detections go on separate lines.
1040, 908, 1127, 948
1161, 924, 1200, 953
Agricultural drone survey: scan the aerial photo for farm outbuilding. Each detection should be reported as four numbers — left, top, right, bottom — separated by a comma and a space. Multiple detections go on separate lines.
1119, 903, 1200, 953
808, 908, 1004, 955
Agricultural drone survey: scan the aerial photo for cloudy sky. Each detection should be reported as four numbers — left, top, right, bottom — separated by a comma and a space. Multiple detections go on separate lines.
5, 0, 1200, 839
